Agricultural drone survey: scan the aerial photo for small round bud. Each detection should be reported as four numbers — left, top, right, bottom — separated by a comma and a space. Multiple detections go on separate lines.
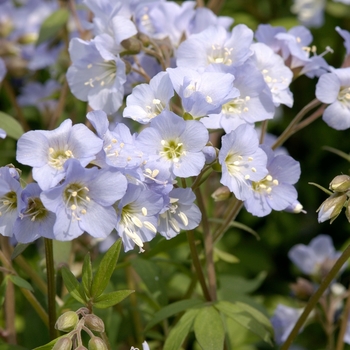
137, 33, 150, 46
211, 186, 231, 202
88, 337, 108, 350
289, 277, 314, 300
329, 175, 350, 192
120, 37, 142, 55
52, 337, 72, 350
76, 347, 88, 350
84, 314, 105, 333
55, 311, 79, 332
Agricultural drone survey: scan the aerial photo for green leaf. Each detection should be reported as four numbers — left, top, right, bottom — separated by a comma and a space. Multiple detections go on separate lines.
145, 299, 204, 331
91, 239, 122, 298
9, 275, 34, 292
93, 290, 134, 309
82, 253, 92, 298
132, 258, 168, 306
0, 345, 30, 350
11, 243, 30, 260
32, 335, 66, 350
214, 247, 240, 263
163, 308, 200, 350
0, 112, 24, 140
215, 301, 273, 345
194, 306, 225, 350
36, 8, 69, 46
61, 266, 86, 305
218, 272, 267, 295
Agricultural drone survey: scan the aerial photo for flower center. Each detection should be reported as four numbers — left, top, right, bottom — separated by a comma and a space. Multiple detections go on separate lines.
0, 191, 17, 216
63, 183, 90, 220
145, 98, 165, 119
252, 174, 279, 194
338, 87, 350, 107
48, 147, 74, 170
222, 96, 251, 115
207, 45, 233, 66
85, 60, 117, 88
160, 139, 185, 162
225, 153, 256, 180
20, 197, 48, 222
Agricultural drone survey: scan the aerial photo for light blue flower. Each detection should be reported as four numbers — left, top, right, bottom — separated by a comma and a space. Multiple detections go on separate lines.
41, 159, 127, 241
316, 67, 350, 130
136, 111, 209, 178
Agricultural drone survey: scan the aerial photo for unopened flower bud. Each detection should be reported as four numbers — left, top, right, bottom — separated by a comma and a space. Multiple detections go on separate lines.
211, 186, 231, 202
121, 37, 142, 55
284, 200, 306, 214
52, 336, 72, 350
76, 346, 88, 350
329, 175, 350, 192
84, 314, 105, 333
137, 33, 150, 46
88, 337, 108, 350
317, 192, 347, 223
290, 277, 314, 300
55, 311, 79, 332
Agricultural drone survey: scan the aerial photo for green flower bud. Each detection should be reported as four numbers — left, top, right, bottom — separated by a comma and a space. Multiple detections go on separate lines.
211, 186, 231, 202
52, 336, 72, 350
84, 314, 105, 333
289, 277, 314, 301
120, 37, 142, 55
55, 311, 79, 332
329, 175, 350, 192
88, 337, 108, 350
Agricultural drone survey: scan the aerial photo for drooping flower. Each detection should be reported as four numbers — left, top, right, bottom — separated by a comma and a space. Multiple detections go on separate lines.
40, 159, 127, 241
316, 67, 350, 130
218, 124, 268, 201
136, 110, 209, 178
16, 119, 103, 190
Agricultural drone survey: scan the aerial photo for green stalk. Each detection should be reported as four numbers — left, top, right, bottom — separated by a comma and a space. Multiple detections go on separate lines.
186, 230, 212, 301
44, 238, 58, 340
281, 243, 350, 350
335, 285, 350, 350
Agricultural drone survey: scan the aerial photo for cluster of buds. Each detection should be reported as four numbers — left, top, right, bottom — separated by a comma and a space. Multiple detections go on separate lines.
53, 308, 107, 350
317, 174, 350, 223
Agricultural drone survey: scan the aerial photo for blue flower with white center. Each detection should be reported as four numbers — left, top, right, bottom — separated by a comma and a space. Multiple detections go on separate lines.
177, 24, 253, 70
14, 183, 55, 243
115, 183, 164, 252
136, 111, 209, 178
201, 61, 275, 133
316, 67, 350, 130
244, 145, 301, 217
123, 71, 174, 124
288, 234, 344, 279
16, 119, 103, 190
271, 304, 304, 345
41, 159, 127, 241
167, 66, 237, 118
0, 166, 22, 237
158, 188, 201, 239
67, 37, 126, 114
219, 124, 268, 201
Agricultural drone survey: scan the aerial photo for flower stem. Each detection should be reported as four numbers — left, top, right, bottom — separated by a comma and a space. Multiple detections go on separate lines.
195, 187, 217, 300
281, 243, 350, 350
186, 230, 212, 301
44, 238, 58, 340
336, 286, 350, 350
